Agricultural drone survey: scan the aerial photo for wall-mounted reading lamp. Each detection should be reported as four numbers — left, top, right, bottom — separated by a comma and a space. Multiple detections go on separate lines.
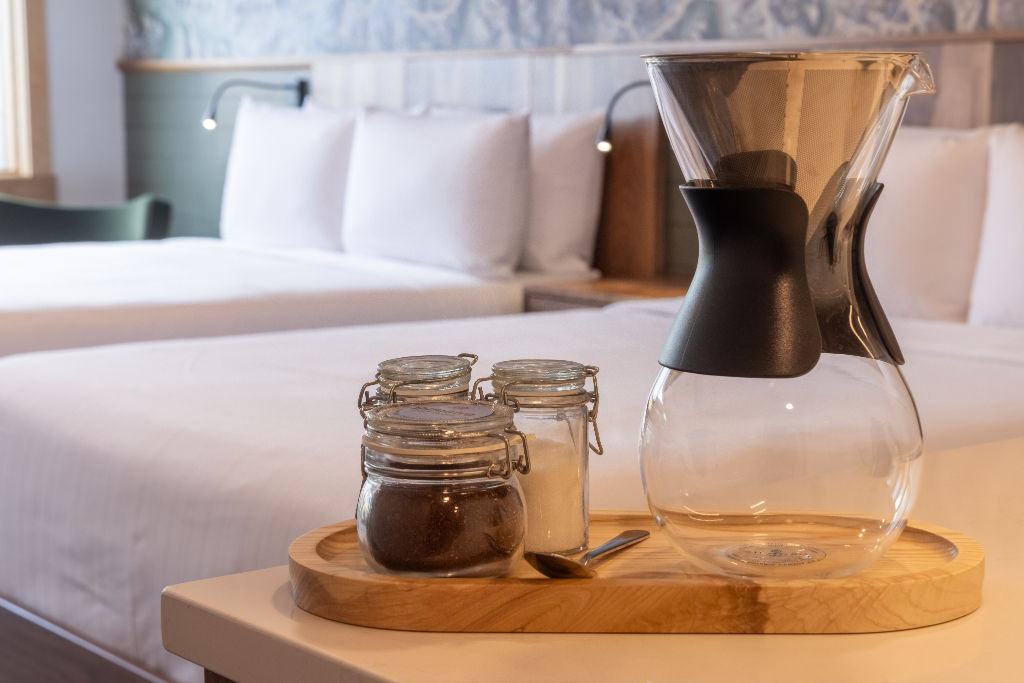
594, 79, 653, 153
201, 78, 310, 131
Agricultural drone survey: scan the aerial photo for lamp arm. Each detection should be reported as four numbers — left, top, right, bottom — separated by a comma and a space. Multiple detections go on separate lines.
595, 79, 653, 152
202, 77, 310, 125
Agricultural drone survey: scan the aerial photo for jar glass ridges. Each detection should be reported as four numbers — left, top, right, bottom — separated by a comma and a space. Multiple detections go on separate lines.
481, 359, 601, 554
357, 353, 477, 416
357, 400, 528, 578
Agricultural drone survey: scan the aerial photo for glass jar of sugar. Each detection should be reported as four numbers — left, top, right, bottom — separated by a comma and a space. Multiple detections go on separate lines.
357, 400, 530, 578
357, 353, 478, 416
476, 359, 602, 554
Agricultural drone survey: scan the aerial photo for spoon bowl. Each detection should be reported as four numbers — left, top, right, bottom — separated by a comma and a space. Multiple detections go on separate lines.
524, 529, 650, 578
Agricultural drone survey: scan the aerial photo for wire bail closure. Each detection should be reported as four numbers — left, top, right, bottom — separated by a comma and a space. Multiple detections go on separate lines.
474, 365, 604, 455
471, 375, 494, 402
357, 377, 380, 419
584, 365, 603, 455
486, 427, 531, 479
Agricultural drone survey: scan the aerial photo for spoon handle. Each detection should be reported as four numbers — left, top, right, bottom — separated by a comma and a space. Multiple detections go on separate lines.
580, 529, 650, 566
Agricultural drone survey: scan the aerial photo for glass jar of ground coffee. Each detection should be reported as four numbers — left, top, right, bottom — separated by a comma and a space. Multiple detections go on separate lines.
357, 353, 478, 417
357, 400, 530, 578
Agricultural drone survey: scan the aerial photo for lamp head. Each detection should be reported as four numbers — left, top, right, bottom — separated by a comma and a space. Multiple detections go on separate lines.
596, 139, 612, 153
201, 115, 217, 131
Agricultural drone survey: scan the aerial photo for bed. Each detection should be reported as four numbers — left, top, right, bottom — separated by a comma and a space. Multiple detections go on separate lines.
0, 238, 562, 356
3, 35, 1024, 683
1, 302, 1023, 682
0, 47, 666, 357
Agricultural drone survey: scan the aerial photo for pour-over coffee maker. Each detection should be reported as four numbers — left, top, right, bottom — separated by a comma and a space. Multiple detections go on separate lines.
639, 52, 935, 579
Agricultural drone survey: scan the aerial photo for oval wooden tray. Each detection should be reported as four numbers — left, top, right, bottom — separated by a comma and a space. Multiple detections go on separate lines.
288, 511, 983, 634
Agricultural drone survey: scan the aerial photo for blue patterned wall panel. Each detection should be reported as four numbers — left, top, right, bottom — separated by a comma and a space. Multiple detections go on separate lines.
125, 1, 1024, 60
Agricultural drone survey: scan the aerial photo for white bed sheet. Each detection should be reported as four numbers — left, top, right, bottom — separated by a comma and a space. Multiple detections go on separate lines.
0, 237, 575, 356
0, 303, 1022, 681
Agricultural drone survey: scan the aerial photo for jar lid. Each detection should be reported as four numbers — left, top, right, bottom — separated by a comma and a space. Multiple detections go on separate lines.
378, 354, 473, 382
365, 400, 514, 439
491, 359, 589, 397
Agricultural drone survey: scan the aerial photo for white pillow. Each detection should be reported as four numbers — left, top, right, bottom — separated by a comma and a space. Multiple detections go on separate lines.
865, 126, 989, 322
341, 109, 530, 277
968, 124, 1024, 328
220, 97, 355, 250
424, 105, 606, 274
523, 111, 606, 274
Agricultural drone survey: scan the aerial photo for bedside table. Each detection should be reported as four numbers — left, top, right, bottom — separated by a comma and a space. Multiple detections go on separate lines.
523, 277, 689, 312
160, 439, 1024, 683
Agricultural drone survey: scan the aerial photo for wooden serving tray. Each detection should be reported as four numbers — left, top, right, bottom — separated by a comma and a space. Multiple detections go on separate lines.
288, 511, 983, 634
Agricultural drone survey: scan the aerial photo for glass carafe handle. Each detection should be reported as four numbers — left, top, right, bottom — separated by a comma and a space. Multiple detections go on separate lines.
851, 183, 904, 365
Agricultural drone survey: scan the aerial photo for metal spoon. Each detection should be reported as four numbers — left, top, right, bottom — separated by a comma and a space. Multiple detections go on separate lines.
524, 529, 650, 578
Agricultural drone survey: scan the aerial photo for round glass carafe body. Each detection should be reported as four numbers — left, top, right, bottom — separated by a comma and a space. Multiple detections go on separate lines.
357, 400, 527, 578
639, 354, 923, 579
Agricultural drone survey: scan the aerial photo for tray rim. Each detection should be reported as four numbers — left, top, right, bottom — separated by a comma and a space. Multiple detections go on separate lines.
288, 510, 983, 588
288, 510, 985, 633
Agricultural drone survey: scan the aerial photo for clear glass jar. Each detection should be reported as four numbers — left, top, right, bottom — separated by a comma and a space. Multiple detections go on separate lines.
357, 400, 529, 578
640, 356, 923, 579
357, 353, 477, 416
478, 359, 602, 554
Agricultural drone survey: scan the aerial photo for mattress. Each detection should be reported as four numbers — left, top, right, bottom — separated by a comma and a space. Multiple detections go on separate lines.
0, 301, 1022, 681
610, 298, 1024, 449
0, 237, 576, 356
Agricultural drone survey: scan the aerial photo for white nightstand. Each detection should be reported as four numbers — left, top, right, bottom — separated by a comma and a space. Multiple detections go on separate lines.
162, 435, 1024, 683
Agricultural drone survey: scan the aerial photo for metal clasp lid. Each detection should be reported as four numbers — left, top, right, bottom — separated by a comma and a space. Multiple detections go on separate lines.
475, 359, 604, 455
357, 352, 478, 418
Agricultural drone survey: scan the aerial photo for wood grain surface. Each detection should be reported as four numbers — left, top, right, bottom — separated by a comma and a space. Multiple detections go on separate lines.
523, 277, 688, 311
593, 117, 665, 279
289, 511, 983, 634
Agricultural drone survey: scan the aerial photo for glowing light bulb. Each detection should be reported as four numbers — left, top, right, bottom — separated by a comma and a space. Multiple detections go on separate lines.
201, 117, 217, 131
596, 139, 612, 153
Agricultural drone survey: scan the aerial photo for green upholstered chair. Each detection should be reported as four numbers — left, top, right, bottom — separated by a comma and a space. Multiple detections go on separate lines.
0, 193, 172, 246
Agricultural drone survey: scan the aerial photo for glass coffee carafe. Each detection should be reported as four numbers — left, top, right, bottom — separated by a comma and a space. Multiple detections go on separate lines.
639, 52, 934, 579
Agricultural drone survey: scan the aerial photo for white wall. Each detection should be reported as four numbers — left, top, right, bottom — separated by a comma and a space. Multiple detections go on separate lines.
45, 0, 125, 204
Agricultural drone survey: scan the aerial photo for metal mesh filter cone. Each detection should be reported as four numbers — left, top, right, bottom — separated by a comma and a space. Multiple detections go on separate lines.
646, 52, 934, 240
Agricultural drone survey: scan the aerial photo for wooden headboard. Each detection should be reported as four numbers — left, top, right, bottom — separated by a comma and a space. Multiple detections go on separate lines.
312, 32, 1024, 281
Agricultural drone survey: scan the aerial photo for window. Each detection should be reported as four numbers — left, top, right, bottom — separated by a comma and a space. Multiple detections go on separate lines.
0, 0, 53, 198
0, 0, 17, 173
